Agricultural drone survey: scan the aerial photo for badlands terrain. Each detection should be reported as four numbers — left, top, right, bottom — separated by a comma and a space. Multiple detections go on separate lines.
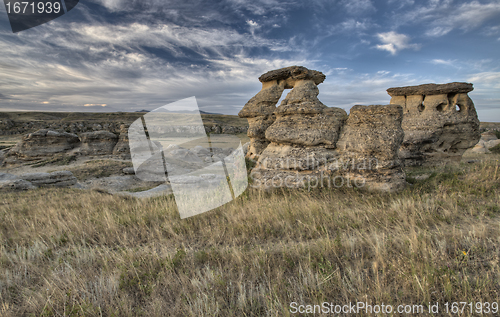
0, 111, 499, 316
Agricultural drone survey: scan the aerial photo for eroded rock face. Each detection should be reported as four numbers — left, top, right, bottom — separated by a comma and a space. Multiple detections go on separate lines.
112, 125, 131, 158
250, 104, 405, 192
20, 171, 77, 187
238, 80, 285, 159
265, 80, 347, 147
78, 131, 119, 156
335, 105, 406, 192
0, 179, 36, 191
243, 66, 405, 192
6, 129, 80, 162
387, 82, 480, 166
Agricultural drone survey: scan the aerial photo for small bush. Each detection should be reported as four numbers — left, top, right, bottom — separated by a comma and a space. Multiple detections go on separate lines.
495, 130, 500, 139
489, 144, 500, 154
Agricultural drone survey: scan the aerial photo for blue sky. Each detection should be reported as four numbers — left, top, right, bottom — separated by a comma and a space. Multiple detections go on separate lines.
0, 0, 499, 121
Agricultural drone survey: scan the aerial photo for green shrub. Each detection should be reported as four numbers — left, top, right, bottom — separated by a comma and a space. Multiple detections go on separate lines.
489, 144, 500, 154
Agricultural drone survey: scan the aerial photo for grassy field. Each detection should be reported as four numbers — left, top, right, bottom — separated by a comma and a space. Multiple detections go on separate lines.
0, 153, 499, 316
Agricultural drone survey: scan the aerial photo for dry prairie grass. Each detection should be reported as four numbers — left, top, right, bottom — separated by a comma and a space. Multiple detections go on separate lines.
0, 157, 499, 316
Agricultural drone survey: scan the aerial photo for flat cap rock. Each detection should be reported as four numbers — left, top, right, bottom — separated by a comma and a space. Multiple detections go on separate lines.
258, 66, 326, 85
387, 82, 473, 96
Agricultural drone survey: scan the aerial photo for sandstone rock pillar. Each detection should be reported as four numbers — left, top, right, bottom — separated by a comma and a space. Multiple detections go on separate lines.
238, 80, 286, 160
335, 105, 406, 192
249, 66, 348, 188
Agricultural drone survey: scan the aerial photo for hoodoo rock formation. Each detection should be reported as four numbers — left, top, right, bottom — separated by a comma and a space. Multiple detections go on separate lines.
238, 66, 327, 159
241, 66, 406, 192
387, 82, 481, 166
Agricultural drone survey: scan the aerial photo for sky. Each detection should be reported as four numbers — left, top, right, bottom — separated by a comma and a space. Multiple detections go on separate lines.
0, 0, 499, 121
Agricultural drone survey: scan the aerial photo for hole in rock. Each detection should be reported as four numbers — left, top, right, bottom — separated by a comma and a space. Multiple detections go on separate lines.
276, 92, 287, 107
455, 104, 461, 112
418, 103, 425, 112
436, 103, 445, 112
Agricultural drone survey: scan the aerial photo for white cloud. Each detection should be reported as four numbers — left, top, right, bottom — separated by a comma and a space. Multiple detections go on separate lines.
375, 31, 420, 55
341, 0, 375, 15
92, 0, 125, 11
431, 59, 456, 66
339, 19, 370, 32
387, 0, 414, 9
247, 20, 258, 27
395, 0, 500, 37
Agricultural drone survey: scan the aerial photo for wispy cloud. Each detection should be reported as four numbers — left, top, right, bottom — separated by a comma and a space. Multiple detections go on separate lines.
468, 72, 500, 88
0, 13, 307, 113
318, 69, 433, 109
0, 0, 499, 122
375, 31, 420, 55
341, 0, 376, 15
431, 59, 457, 67
393, 0, 500, 37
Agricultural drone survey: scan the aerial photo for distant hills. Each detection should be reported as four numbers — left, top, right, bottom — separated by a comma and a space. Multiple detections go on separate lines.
135, 109, 222, 115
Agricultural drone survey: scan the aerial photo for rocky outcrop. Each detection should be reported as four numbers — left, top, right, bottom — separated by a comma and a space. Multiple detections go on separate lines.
0, 118, 14, 131
245, 66, 405, 192
20, 171, 77, 187
0, 171, 77, 191
81, 175, 163, 192
0, 179, 36, 191
335, 105, 406, 192
466, 131, 500, 154
5, 129, 80, 163
112, 125, 131, 158
78, 131, 118, 156
480, 131, 498, 142
387, 82, 480, 166
0, 172, 35, 191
